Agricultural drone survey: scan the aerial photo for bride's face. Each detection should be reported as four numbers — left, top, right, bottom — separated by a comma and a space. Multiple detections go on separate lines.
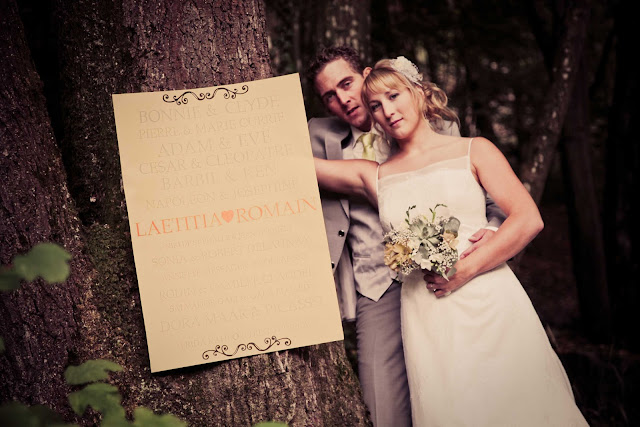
367, 85, 423, 141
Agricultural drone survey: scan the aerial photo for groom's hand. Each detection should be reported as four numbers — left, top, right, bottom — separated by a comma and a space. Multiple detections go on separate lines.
423, 269, 469, 298
460, 228, 496, 259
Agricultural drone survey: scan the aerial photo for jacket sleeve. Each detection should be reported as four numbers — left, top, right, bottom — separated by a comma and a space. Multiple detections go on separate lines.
485, 194, 507, 230
308, 118, 329, 159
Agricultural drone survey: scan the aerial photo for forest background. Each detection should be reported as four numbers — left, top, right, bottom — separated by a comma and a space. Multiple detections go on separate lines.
1, 0, 638, 426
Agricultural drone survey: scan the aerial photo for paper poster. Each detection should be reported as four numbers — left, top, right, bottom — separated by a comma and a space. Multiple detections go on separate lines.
112, 74, 343, 372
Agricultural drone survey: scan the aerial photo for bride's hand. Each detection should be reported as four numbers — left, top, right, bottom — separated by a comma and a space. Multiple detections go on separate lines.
423, 262, 472, 298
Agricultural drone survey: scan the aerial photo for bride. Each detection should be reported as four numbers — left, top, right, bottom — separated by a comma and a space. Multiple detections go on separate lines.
314, 57, 588, 426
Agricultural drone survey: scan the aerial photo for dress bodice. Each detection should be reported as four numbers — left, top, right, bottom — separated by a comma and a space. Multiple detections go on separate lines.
377, 154, 489, 253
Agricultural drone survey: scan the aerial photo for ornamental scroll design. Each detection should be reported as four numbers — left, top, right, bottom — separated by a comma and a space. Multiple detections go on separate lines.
202, 336, 292, 359
162, 85, 249, 105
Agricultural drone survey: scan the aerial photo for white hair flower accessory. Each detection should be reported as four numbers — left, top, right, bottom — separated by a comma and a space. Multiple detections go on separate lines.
390, 56, 422, 86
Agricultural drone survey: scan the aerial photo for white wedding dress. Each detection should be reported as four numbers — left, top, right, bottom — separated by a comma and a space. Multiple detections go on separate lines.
377, 139, 588, 426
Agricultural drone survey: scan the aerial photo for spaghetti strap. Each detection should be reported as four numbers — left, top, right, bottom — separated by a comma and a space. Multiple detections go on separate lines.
467, 138, 474, 170
376, 164, 381, 199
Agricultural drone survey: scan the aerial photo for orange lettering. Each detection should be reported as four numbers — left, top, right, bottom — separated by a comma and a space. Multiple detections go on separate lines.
149, 221, 161, 235
135, 222, 147, 237
282, 202, 295, 215
236, 208, 249, 222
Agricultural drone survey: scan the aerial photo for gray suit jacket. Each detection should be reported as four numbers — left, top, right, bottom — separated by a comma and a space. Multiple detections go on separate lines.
309, 116, 505, 320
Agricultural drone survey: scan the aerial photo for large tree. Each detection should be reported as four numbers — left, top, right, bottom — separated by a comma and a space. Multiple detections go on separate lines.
526, 0, 611, 341
267, 0, 372, 119
0, 0, 109, 421
2, 0, 370, 425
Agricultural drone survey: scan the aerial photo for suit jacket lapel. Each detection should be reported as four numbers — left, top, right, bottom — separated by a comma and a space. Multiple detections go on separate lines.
325, 128, 347, 160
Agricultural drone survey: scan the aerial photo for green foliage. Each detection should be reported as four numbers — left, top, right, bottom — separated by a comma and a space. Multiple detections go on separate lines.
65, 359, 123, 385
0, 268, 22, 291
14, 242, 72, 282
131, 408, 187, 427
0, 242, 71, 291
0, 244, 185, 426
0, 401, 73, 427
68, 383, 125, 420
64, 360, 187, 426
0, 242, 71, 353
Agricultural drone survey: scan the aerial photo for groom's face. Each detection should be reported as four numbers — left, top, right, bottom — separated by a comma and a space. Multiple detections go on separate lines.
315, 58, 372, 132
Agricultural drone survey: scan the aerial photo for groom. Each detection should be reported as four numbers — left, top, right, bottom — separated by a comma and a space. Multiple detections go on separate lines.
306, 46, 505, 426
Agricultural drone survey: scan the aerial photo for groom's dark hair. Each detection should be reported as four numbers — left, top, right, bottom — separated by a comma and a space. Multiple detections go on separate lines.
306, 46, 365, 93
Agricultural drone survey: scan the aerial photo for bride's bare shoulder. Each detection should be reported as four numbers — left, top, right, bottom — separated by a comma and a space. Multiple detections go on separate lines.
377, 155, 405, 177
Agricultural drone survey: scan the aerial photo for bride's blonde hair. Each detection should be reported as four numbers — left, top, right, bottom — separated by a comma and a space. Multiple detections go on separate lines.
362, 58, 460, 132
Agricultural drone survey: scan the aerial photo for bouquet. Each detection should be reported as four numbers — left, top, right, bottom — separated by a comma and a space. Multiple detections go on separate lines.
383, 204, 460, 279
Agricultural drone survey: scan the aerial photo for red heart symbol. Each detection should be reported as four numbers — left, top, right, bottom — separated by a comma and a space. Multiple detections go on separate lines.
222, 210, 234, 223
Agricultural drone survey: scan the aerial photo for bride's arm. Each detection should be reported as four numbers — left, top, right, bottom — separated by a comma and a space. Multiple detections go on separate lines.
426, 137, 543, 297
314, 158, 379, 206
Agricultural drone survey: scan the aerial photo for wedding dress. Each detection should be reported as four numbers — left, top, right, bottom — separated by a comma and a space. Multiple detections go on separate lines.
377, 139, 588, 426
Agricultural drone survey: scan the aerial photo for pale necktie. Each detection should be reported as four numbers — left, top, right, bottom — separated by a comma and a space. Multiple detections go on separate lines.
356, 132, 376, 161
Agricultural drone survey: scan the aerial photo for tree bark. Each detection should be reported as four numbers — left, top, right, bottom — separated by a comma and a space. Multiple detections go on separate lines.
53, 0, 370, 425
560, 51, 611, 341
523, 0, 611, 340
316, 0, 372, 65
267, 0, 372, 120
0, 0, 110, 421
518, 0, 590, 205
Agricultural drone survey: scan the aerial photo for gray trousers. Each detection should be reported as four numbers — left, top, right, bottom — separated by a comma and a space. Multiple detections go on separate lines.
356, 281, 412, 427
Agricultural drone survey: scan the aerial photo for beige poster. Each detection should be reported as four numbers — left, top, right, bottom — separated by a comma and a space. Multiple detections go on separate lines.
112, 74, 343, 372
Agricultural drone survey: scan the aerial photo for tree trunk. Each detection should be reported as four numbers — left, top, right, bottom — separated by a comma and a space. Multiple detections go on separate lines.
0, 0, 109, 421
267, 0, 372, 120
524, 0, 611, 340
560, 51, 611, 341
604, 0, 640, 350
518, 0, 590, 205
2, 0, 370, 425
317, 0, 372, 65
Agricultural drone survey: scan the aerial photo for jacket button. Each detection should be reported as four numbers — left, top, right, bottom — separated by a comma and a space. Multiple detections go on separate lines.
338, 230, 345, 237
331, 262, 335, 269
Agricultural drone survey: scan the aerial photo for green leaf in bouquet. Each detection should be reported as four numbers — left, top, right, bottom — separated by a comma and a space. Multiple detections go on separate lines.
445, 266, 457, 279
132, 407, 187, 427
12, 243, 72, 283
409, 222, 422, 235
422, 224, 438, 239
443, 217, 461, 235
68, 383, 124, 419
64, 359, 123, 385
427, 237, 440, 246
423, 239, 436, 250
417, 244, 432, 260
404, 205, 417, 225
429, 203, 447, 221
